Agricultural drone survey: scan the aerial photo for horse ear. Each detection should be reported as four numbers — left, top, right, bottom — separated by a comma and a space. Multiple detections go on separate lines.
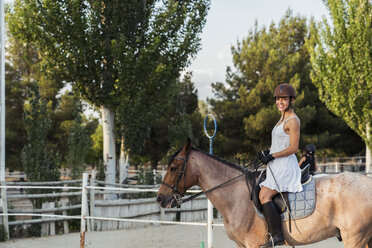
185, 138, 192, 152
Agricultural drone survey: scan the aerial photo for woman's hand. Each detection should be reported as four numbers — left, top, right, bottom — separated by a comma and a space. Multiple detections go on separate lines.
257, 150, 270, 160
260, 154, 275, 164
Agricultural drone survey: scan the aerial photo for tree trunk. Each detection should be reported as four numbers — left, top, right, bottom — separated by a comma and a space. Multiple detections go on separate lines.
366, 123, 371, 176
119, 137, 129, 184
101, 106, 116, 195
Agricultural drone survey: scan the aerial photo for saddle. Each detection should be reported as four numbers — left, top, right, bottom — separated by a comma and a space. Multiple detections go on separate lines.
250, 164, 311, 215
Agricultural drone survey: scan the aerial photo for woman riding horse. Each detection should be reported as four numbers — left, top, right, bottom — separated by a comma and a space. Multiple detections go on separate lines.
257, 83, 303, 247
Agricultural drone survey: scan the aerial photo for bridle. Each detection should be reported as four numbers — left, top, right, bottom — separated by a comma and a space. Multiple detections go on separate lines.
160, 149, 261, 206
160, 151, 191, 206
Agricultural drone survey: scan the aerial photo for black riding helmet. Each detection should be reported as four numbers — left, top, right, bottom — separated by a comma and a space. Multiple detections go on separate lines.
305, 144, 316, 155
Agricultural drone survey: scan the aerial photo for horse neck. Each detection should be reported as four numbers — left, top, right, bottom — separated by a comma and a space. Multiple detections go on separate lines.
191, 151, 253, 217
192, 151, 243, 190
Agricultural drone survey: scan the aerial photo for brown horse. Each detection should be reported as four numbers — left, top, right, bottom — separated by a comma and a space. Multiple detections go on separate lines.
157, 140, 372, 248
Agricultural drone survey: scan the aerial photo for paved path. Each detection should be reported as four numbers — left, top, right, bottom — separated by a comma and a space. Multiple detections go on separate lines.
1, 225, 344, 248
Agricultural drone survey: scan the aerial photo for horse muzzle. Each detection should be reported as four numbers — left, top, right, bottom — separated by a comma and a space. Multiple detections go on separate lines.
156, 193, 179, 208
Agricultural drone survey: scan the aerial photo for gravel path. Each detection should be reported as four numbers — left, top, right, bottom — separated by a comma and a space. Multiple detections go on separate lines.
1, 225, 344, 248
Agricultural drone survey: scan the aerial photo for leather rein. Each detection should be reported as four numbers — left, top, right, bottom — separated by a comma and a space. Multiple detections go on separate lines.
160, 149, 260, 206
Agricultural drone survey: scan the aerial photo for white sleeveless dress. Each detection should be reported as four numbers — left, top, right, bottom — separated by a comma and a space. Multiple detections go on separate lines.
260, 117, 303, 193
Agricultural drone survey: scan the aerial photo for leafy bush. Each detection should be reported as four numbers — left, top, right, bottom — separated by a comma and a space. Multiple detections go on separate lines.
26, 223, 41, 237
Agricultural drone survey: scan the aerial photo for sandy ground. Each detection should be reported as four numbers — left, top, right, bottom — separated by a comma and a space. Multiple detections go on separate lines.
0, 225, 344, 248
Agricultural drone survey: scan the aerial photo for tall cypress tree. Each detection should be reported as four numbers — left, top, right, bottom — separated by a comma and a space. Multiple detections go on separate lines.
22, 84, 60, 207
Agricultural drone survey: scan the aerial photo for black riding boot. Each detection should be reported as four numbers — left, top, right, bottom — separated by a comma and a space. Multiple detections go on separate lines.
260, 201, 284, 247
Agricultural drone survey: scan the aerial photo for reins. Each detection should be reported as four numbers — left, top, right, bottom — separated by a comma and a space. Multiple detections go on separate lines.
181, 158, 262, 204
181, 172, 245, 204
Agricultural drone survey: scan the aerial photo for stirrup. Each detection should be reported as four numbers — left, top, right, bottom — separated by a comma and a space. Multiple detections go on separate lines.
259, 233, 284, 248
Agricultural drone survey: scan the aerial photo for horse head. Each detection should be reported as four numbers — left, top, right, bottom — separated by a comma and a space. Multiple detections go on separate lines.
156, 139, 199, 208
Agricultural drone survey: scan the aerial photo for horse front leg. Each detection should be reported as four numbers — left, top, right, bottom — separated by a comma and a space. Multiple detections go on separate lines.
342, 234, 370, 248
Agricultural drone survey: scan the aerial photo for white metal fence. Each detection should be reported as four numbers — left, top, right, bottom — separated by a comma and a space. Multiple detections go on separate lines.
317, 160, 367, 173
78, 173, 223, 248
0, 171, 224, 248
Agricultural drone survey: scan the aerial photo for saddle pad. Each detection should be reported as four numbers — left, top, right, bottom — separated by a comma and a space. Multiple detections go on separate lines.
255, 178, 316, 221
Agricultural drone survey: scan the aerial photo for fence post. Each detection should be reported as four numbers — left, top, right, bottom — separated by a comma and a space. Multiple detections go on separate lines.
49, 202, 56, 235
0, 0, 8, 240
335, 162, 339, 173
90, 170, 96, 231
204, 114, 217, 248
61, 200, 69, 234
86, 197, 91, 232
160, 206, 165, 222
0, 181, 8, 240
80, 173, 88, 248
41, 202, 49, 236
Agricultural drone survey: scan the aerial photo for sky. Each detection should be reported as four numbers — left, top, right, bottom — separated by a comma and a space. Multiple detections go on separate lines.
188, 0, 330, 101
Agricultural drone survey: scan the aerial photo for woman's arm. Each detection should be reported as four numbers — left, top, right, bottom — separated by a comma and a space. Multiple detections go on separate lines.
298, 156, 306, 167
272, 117, 300, 158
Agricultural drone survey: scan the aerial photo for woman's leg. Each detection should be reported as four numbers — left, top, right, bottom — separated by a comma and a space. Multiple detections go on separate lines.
259, 186, 278, 204
258, 186, 284, 248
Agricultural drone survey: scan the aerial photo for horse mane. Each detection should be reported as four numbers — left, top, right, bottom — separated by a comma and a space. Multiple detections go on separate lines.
190, 147, 246, 172
191, 147, 262, 187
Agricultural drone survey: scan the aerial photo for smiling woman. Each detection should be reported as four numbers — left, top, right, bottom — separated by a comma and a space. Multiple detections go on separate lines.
257, 83, 302, 247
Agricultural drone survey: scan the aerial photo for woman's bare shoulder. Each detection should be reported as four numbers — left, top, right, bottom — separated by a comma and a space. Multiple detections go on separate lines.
285, 115, 300, 130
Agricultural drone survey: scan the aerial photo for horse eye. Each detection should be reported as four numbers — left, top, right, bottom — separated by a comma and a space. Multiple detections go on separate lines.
170, 167, 178, 172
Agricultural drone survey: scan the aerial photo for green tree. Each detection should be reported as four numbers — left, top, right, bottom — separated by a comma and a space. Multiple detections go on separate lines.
210, 10, 363, 163
4, 32, 44, 171
137, 74, 206, 169
5, 12, 98, 174
9, 0, 210, 185
5, 63, 26, 171
306, 0, 371, 166
65, 102, 92, 179
22, 84, 60, 207
87, 124, 105, 180
88, 125, 103, 165
53, 91, 98, 162
4, 24, 66, 171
